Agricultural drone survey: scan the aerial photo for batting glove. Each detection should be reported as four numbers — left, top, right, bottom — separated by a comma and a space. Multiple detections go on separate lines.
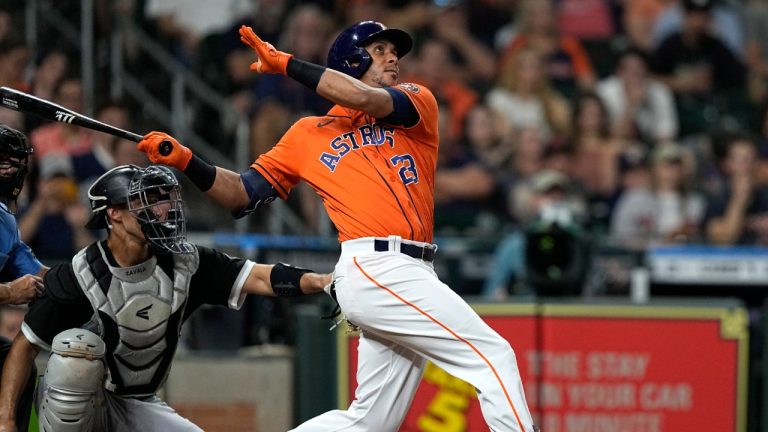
239, 25, 293, 75
137, 131, 193, 171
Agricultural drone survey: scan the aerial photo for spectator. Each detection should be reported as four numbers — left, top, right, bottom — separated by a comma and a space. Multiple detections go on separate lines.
597, 47, 678, 143
0, 38, 29, 92
405, 38, 478, 138
498, 0, 596, 97
624, 0, 676, 52
17, 156, 94, 262
651, 0, 747, 136
610, 143, 704, 247
652, 0, 744, 58
570, 93, 624, 198
29, 76, 95, 161
463, 104, 513, 175
428, 2, 497, 84
705, 133, 768, 245
144, 0, 254, 64
434, 104, 495, 233
488, 48, 571, 141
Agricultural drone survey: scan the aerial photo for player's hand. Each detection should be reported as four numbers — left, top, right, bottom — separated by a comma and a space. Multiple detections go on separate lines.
137, 131, 193, 171
7, 274, 43, 304
239, 25, 293, 75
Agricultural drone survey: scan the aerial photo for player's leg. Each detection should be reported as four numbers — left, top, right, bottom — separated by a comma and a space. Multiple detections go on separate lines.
290, 330, 425, 432
36, 329, 107, 432
346, 252, 535, 432
104, 394, 202, 432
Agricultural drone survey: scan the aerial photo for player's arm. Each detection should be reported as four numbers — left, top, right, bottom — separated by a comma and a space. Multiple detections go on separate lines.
243, 263, 332, 297
238, 25, 419, 125
0, 332, 40, 430
135, 132, 281, 216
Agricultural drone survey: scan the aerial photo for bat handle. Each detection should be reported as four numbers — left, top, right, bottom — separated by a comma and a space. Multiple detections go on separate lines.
159, 140, 173, 156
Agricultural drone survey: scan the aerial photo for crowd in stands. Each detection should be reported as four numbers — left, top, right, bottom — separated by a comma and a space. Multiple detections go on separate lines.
2, 0, 768, 294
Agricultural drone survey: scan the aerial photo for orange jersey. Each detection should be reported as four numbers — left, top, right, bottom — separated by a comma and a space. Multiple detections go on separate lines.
252, 83, 439, 243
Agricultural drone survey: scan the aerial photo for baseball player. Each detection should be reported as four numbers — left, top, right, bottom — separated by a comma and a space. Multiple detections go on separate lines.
0, 124, 47, 431
0, 164, 331, 432
137, 22, 537, 431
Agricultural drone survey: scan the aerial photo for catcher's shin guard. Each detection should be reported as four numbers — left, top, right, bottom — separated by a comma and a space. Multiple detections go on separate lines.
38, 329, 106, 432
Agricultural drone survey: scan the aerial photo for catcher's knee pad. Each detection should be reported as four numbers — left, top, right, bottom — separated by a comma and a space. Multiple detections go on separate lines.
39, 328, 106, 432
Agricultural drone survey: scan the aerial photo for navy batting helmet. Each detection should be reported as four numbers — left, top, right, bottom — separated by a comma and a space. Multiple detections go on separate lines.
327, 21, 413, 78
0, 124, 32, 213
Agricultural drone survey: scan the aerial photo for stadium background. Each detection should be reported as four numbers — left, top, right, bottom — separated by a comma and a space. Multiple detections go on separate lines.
1, 0, 767, 430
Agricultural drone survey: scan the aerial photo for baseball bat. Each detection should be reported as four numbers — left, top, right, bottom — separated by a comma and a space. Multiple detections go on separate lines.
0, 86, 144, 142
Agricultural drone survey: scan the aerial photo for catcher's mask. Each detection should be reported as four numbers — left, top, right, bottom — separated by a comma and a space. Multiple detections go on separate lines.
327, 21, 412, 78
0, 124, 32, 214
127, 165, 192, 254
86, 165, 192, 254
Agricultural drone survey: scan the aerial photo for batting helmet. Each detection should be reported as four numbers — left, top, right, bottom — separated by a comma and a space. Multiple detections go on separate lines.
327, 21, 413, 78
0, 124, 32, 213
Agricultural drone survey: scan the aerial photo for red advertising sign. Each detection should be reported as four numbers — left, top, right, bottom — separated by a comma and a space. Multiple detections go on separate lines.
337, 304, 748, 432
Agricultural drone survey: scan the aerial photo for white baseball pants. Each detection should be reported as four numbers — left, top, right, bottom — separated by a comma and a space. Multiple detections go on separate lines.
291, 236, 534, 432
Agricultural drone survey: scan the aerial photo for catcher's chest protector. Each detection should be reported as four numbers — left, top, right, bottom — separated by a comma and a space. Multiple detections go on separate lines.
71, 242, 200, 396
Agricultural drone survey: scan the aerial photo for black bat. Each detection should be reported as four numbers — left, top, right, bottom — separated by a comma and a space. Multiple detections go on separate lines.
0, 86, 144, 142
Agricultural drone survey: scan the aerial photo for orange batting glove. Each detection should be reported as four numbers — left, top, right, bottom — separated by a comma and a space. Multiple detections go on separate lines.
239, 25, 293, 75
136, 131, 193, 171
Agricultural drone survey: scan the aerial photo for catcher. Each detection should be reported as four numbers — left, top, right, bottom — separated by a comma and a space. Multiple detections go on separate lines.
0, 164, 330, 432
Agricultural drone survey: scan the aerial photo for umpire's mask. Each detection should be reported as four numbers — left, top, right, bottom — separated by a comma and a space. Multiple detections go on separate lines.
127, 165, 193, 254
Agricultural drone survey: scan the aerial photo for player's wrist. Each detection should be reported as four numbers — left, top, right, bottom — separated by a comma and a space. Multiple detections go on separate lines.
183, 154, 217, 192
270, 262, 312, 297
286, 58, 326, 91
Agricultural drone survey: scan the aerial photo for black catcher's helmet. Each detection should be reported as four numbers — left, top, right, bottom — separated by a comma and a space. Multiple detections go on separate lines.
86, 165, 192, 254
85, 164, 139, 229
0, 124, 32, 213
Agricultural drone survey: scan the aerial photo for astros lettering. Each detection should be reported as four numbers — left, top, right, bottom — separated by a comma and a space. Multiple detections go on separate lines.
320, 123, 396, 172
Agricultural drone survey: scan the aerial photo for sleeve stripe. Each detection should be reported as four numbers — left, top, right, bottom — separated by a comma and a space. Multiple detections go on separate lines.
253, 162, 290, 197
21, 321, 51, 351
228, 260, 255, 310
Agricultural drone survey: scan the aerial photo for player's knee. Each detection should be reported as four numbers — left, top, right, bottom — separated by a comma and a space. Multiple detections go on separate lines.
39, 328, 106, 432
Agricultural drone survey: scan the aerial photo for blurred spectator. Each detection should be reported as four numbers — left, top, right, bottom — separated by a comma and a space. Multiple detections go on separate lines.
497, 0, 596, 97
745, 0, 768, 104
29, 50, 69, 102
624, 0, 675, 52
251, 4, 334, 115
406, 38, 478, 138
596, 47, 678, 143
144, 0, 254, 64
488, 48, 571, 141
705, 133, 768, 245
652, 0, 744, 58
29, 76, 95, 160
17, 156, 94, 262
434, 104, 495, 233
428, 2, 497, 84
483, 169, 587, 299
569, 93, 623, 199
651, 0, 746, 136
0, 38, 30, 92
463, 104, 513, 174
610, 143, 704, 247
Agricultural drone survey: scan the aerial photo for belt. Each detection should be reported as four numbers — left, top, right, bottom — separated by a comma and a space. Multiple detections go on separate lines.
374, 239, 436, 262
